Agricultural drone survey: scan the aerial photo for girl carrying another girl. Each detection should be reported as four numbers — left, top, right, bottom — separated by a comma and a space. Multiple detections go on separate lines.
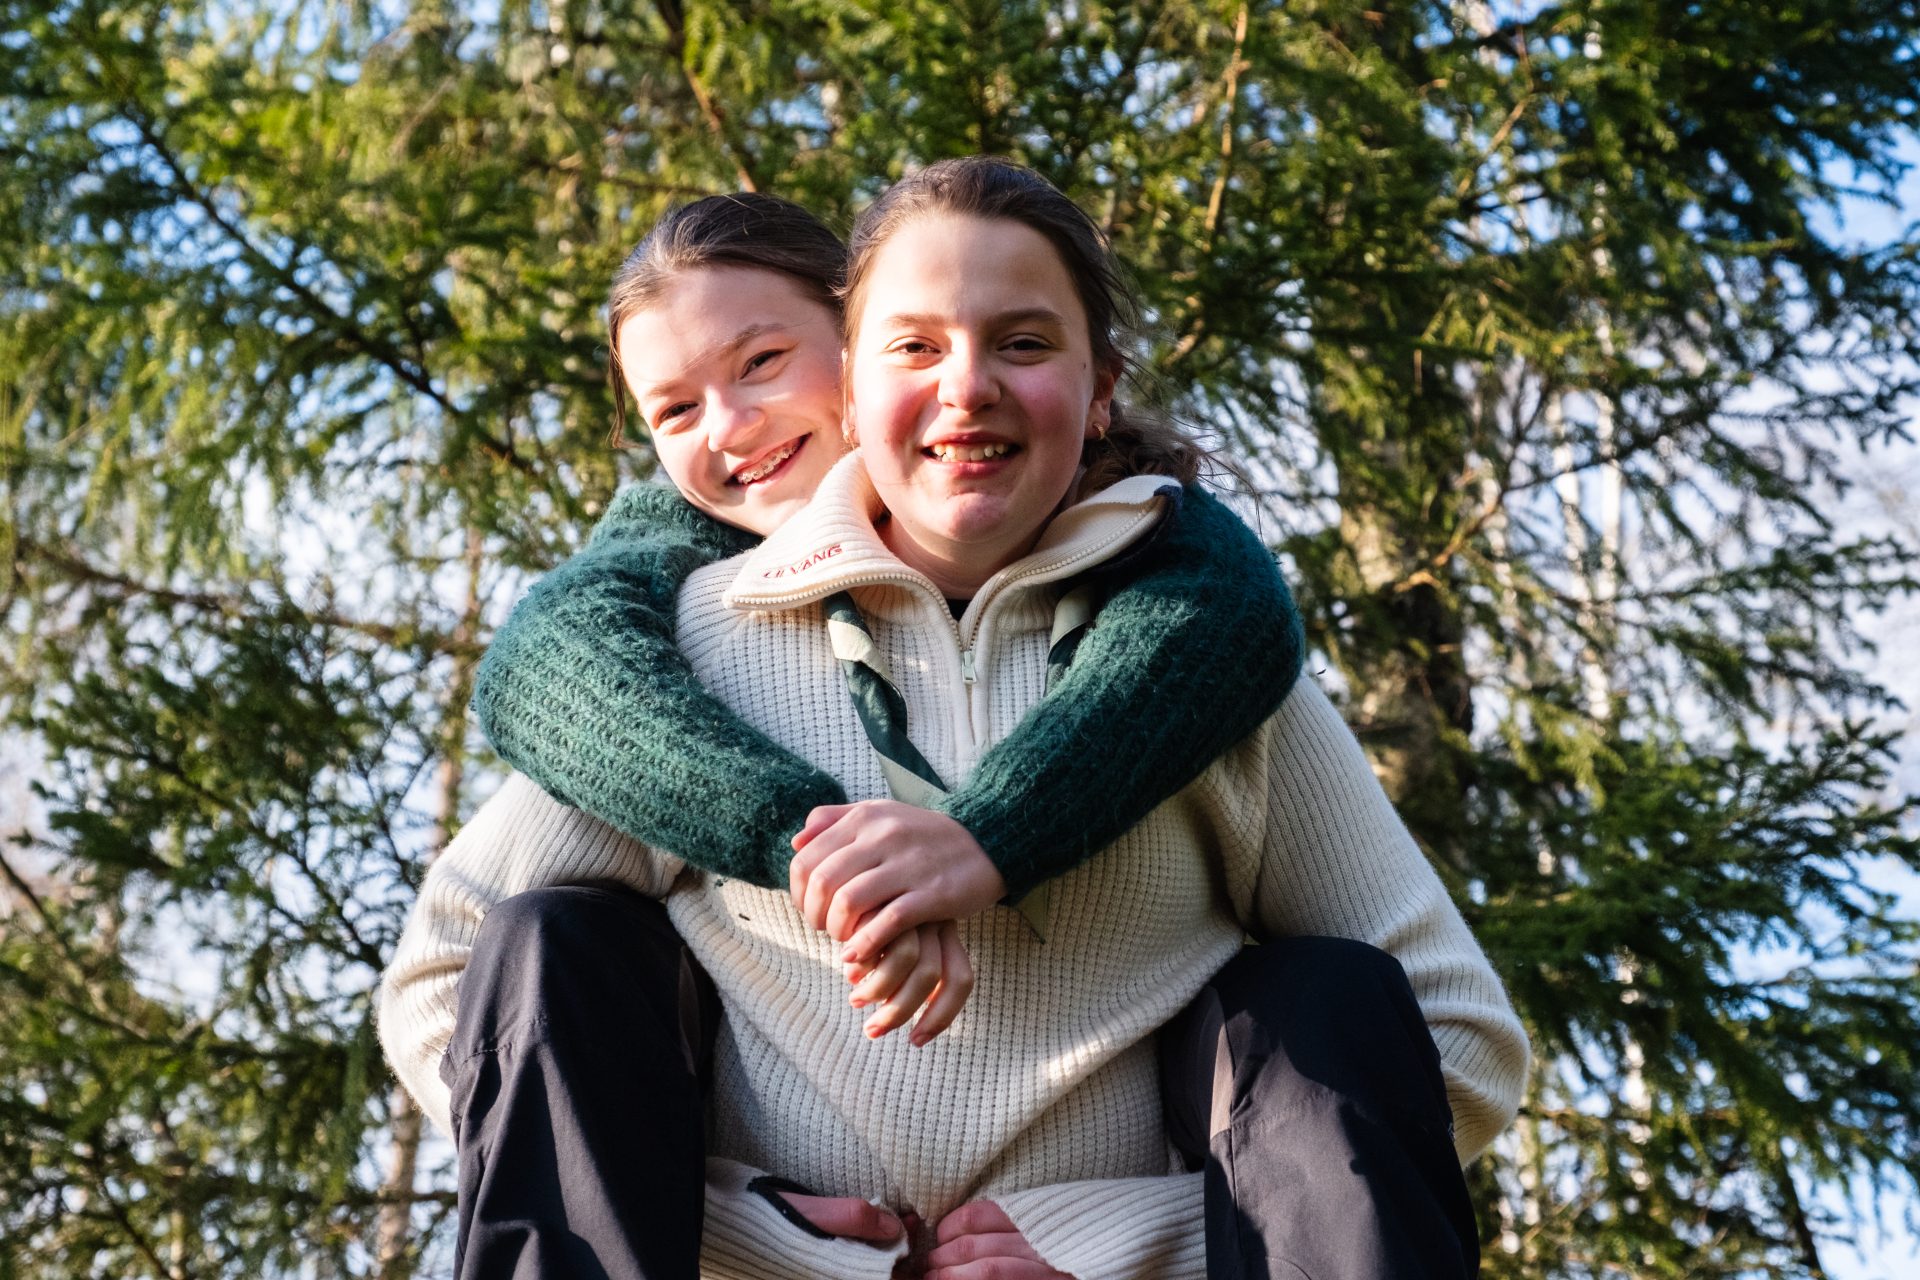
464, 187, 1307, 1038
379, 159, 1529, 1280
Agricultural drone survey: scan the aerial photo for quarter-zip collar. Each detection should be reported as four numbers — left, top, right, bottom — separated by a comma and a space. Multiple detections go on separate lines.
723, 451, 1177, 616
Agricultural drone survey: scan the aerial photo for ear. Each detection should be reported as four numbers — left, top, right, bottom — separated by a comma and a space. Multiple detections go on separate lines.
1085, 365, 1118, 440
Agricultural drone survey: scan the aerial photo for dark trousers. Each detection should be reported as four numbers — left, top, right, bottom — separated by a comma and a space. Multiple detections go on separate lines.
1160, 937, 1479, 1279
445, 888, 1477, 1279
445, 884, 717, 1280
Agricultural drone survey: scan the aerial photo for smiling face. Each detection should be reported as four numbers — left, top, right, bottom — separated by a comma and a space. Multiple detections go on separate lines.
845, 214, 1116, 597
616, 266, 849, 536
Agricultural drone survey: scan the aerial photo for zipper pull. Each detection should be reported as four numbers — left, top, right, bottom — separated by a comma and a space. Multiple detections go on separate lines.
961, 648, 977, 684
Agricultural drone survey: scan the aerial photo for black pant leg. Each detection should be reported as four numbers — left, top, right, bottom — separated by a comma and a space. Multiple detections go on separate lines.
1161, 937, 1479, 1280
444, 884, 716, 1280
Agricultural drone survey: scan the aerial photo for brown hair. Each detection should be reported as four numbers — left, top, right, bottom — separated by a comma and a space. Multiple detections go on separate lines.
840, 156, 1208, 491
606, 193, 847, 448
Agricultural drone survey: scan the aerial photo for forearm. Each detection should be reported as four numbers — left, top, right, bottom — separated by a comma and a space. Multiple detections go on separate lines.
944, 484, 1305, 900
473, 486, 845, 889
993, 1173, 1206, 1280
375, 773, 683, 1136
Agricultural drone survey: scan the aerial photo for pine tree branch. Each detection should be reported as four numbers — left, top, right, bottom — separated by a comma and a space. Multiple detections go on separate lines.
85, 1144, 193, 1280
0, 849, 80, 970
1436, 6, 1572, 58
0, 892, 210, 1044
4, 1092, 458, 1216
1398, 476, 1509, 583
108, 106, 538, 478
1455, 93, 1536, 200
0, 966, 185, 1056
272, 838, 389, 973
20, 720, 394, 975
1061, 7, 1157, 176
1163, 8, 1253, 374
1772, 1151, 1833, 1279
13, 538, 481, 658
653, 0, 762, 193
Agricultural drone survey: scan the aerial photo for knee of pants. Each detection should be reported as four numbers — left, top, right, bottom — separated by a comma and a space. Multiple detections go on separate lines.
1209, 937, 1451, 1132
468, 883, 673, 987
1212, 936, 1418, 1026
459, 884, 700, 1059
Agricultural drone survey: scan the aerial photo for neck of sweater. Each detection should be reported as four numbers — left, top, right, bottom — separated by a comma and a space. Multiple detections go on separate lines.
876, 515, 1036, 601
725, 453, 1179, 617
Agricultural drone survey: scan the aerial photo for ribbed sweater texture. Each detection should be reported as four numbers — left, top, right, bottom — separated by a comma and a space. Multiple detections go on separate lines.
382, 459, 1530, 1280
471, 478, 1305, 901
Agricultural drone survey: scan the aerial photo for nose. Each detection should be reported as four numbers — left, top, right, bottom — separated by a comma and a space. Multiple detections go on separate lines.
938, 341, 1000, 415
704, 388, 765, 454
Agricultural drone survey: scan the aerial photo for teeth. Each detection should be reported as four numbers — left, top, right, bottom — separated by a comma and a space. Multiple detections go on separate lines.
930, 442, 1014, 463
735, 440, 799, 483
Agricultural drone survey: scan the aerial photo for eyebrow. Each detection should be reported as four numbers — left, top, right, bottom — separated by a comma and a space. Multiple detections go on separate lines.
634, 322, 785, 403
875, 307, 1070, 332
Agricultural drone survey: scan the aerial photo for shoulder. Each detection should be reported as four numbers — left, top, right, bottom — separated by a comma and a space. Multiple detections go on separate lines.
445, 772, 682, 895
589, 484, 758, 559
458, 770, 574, 840
461, 771, 608, 849
1200, 678, 1375, 799
673, 555, 834, 681
1195, 676, 1342, 769
1183, 678, 1360, 842
1257, 678, 1374, 779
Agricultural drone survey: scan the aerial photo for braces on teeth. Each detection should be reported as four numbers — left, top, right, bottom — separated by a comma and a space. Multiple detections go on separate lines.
736, 440, 800, 483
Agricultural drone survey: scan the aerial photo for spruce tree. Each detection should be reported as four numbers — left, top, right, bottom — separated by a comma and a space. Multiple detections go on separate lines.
4, 2, 1916, 1274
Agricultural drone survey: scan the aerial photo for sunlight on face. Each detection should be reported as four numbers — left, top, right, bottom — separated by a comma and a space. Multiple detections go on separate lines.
618, 266, 849, 537
845, 215, 1114, 596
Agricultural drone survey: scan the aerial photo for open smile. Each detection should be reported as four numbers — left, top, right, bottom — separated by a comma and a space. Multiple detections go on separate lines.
731, 435, 810, 486
924, 440, 1020, 463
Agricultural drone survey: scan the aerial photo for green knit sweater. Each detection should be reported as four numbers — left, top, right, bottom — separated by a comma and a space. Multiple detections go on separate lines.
471, 482, 1304, 901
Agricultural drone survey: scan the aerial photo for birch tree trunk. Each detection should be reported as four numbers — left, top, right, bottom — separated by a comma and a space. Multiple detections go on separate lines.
374, 525, 488, 1276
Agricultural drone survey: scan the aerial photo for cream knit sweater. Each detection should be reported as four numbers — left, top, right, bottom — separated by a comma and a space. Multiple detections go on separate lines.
379, 456, 1530, 1280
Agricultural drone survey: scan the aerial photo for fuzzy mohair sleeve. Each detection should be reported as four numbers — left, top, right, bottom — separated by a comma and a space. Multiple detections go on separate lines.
472, 481, 1305, 901
471, 484, 848, 889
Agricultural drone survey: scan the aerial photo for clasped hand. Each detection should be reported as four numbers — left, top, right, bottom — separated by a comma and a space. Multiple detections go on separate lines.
775, 1195, 1073, 1280
785, 805, 1066, 1275
789, 799, 1003, 1045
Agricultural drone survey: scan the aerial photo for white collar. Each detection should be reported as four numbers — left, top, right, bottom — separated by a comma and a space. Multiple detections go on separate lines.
723, 452, 1178, 614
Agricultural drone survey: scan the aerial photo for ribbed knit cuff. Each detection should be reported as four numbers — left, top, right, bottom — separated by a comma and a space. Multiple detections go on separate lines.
1434, 1017, 1531, 1164
993, 1173, 1206, 1280
701, 1159, 906, 1280
377, 975, 457, 1138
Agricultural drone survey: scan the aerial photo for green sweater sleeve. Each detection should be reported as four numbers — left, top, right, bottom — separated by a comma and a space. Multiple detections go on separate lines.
937, 484, 1305, 901
471, 485, 848, 888
473, 482, 1304, 901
